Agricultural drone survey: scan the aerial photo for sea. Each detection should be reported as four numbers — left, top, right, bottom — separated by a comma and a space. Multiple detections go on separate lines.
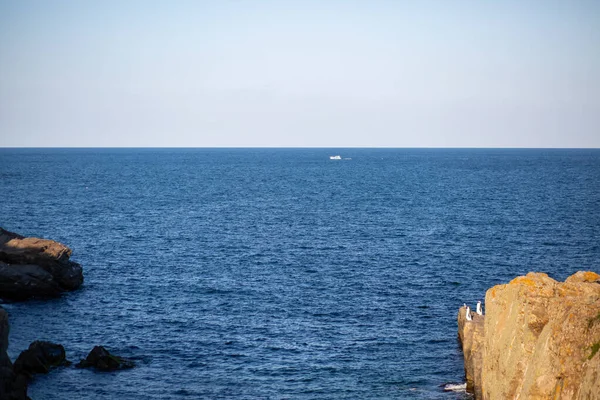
1, 148, 599, 399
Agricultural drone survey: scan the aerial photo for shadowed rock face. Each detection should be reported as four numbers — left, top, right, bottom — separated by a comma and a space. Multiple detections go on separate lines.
0, 228, 83, 300
1, 339, 69, 400
76, 346, 135, 371
459, 271, 600, 400
13, 341, 68, 377
0, 310, 69, 399
0, 307, 15, 399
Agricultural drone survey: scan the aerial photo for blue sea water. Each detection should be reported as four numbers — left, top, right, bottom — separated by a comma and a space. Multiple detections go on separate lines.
0, 148, 599, 399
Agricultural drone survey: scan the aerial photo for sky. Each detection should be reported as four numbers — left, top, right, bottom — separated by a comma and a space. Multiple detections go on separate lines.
0, 0, 599, 147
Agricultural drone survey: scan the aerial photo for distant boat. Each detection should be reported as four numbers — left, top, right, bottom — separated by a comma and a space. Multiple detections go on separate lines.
329, 155, 341, 160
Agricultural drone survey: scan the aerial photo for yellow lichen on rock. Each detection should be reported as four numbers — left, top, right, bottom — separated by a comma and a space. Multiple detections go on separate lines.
583, 271, 600, 282
459, 271, 600, 400
565, 271, 600, 284
510, 276, 538, 286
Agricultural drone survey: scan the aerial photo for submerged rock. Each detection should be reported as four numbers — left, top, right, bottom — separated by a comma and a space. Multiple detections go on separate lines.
0, 228, 83, 300
76, 346, 135, 371
458, 271, 600, 399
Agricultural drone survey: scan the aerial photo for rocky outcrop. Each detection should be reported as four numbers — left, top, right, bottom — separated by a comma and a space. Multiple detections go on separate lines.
0, 307, 16, 399
457, 306, 484, 399
458, 271, 600, 399
0, 228, 83, 300
0, 309, 135, 399
76, 346, 134, 371
9, 341, 68, 400
14, 341, 68, 378
0, 308, 71, 400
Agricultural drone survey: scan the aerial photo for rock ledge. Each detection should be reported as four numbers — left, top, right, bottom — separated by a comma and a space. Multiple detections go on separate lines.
0, 228, 83, 300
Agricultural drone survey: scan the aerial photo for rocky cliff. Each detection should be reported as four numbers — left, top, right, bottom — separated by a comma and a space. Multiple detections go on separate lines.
459, 271, 600, 399
0, 228, 83, 300
457, 305, 484, 399
0, 306, 14, 398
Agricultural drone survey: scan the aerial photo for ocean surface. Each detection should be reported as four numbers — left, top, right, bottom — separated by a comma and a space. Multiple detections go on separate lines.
1, 148, 599, 400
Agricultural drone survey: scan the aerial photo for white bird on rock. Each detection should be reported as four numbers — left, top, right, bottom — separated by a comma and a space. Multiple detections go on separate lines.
466, 306, 472, 321
476, 301, 483, 316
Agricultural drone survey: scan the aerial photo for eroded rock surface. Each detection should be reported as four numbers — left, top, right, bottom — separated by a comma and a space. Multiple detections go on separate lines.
458, 271, 600, 399
0, 228, 83, 300
457, 306, 484, 399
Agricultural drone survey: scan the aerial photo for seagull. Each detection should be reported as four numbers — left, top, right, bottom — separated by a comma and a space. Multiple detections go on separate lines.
466, 306, 472, 321
476, 301, 483, 316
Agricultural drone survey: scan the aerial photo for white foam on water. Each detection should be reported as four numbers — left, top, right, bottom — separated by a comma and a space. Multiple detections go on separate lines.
443, 382, 467, 392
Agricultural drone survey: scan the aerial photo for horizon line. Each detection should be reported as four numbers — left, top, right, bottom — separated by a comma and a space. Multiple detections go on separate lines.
1, 146, 600, 150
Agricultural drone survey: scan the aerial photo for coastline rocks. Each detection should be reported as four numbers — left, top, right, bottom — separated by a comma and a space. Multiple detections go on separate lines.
76, 346, 135, 371
457, 306, 484, 399
0, 307, 16, 399
0, 313, 70, 400
0, 228, 83, 300
14, 341, 68, 378
458, 271, 600, 399
0, 306, 136, 399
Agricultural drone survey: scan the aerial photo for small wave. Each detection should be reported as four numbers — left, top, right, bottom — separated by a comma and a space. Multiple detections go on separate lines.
443, 382, 467, 392
426, 338, 450, 344
200, 287, 234, 295
186, 361, 207, 368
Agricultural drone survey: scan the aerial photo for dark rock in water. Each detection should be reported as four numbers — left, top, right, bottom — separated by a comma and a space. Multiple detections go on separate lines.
10, 373, 30, 400
0, 313, 57, 399
0, 227, 83, 300
0, 306, 16, 399
0, 307, 27, 400
0, 263, 63, 298
13, 341, 68, 378
76, 346, 135, 371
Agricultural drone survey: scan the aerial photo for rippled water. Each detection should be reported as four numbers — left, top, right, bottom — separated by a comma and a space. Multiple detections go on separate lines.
1, 148, 599, 399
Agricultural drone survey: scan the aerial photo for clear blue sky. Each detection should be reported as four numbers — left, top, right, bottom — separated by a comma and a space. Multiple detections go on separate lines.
1, 0, 599, 147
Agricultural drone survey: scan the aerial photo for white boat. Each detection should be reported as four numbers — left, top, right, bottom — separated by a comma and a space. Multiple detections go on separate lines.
329, 155, 341, 160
